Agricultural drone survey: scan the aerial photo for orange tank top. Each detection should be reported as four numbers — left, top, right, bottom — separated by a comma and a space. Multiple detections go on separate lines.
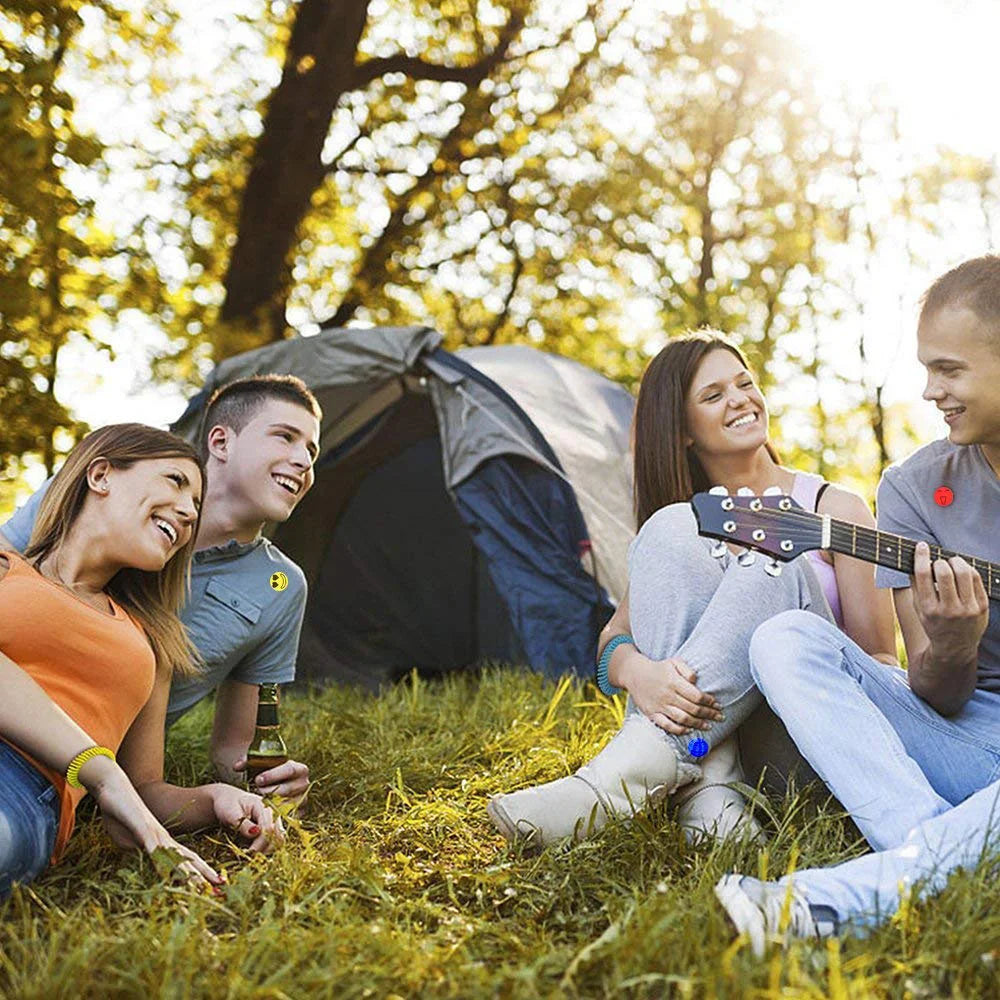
0, 551, 156, 861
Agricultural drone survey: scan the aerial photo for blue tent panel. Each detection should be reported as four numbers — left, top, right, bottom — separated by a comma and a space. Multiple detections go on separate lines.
453, 455, 614, 678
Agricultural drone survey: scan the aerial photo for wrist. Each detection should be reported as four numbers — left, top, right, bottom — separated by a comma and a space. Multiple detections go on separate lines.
211, 750, 244, 785
597, 634, 633, 695
924, 639, 978, 670
75, 752, 121, 791
608, 643, 635, 689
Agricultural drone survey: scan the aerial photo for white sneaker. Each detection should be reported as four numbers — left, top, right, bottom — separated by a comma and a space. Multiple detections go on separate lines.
674, 735, 762, 844
714, 874, 840, 957
487, 713, 701, 847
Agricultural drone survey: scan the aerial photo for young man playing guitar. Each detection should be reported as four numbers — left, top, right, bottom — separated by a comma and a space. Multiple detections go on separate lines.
713, 256, 1000, 951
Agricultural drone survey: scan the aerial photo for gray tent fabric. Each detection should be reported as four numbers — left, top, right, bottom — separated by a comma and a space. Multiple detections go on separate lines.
171, 326, 636, 685
449, 345, 635, 601
172, 326, 444, 462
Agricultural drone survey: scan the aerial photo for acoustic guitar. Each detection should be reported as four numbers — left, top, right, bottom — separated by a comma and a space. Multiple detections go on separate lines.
690, 489, 1000, 602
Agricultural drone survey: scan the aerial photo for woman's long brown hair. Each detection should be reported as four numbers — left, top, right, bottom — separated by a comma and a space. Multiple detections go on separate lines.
633, 331, 777, 528
24, 423, 205, 677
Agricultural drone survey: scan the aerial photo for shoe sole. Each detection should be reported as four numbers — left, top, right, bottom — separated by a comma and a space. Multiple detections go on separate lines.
714, 875, 767, 958
487, 797, 542, 851
486, 797, 517, 840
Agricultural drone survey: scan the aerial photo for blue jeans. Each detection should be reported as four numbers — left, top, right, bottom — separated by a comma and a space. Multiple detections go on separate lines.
750, 610, 1000, 851
0, 743, 60, 900
784, 778, 1000, 930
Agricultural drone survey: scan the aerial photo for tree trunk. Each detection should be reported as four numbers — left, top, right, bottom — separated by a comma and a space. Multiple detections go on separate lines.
218, 0, 373, 353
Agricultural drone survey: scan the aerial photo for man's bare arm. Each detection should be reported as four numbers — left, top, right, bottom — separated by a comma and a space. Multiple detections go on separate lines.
211, 678, 309, 798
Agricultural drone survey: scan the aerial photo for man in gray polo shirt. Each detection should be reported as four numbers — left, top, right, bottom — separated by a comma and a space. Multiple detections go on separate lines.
0, 374, 321, 799
715, 256, 1000, 951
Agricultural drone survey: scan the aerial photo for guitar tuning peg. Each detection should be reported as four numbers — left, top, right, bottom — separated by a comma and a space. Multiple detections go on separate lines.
762, 485, 783, 496
710, 540, 728, 559
764, 558, 782, 577
736, 486, 753, 496
737, 549, 757, 567
708, 485, 728, 496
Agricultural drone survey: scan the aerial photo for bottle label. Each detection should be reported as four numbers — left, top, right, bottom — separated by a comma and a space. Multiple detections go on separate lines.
255, 704, 279, 727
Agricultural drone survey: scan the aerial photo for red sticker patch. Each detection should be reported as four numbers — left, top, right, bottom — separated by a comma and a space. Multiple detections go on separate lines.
934, 486, 954, 507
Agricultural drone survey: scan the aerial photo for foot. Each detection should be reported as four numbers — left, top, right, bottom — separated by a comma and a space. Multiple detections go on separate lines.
674, 735, 762, 844
487, 713, 701, 847
714, 874, 839, 957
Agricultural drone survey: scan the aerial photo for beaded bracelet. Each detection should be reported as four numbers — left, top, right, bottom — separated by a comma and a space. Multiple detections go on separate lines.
65, 746, 116, 789
596, 634, 634, 696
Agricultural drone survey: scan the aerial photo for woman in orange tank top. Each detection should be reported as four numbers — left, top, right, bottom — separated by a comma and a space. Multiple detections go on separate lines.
1, 424, 280, 899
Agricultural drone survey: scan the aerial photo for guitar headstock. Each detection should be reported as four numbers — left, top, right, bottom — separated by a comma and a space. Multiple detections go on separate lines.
690, 492, 821, 562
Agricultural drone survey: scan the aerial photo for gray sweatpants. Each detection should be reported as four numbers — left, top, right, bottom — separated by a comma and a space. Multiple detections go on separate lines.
627, 503, 835, 782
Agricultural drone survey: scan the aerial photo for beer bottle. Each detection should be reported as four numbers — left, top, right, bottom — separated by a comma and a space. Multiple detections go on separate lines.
245, 683, 288, 789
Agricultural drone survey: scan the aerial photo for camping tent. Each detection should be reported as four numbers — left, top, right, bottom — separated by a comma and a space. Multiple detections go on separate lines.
172, 326, 636, 689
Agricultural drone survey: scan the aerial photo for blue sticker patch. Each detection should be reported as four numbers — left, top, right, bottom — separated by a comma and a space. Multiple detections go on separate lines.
688, 736, 709, 759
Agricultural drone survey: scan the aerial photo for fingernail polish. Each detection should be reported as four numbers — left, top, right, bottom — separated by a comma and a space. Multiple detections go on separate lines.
248, 825, 261, 836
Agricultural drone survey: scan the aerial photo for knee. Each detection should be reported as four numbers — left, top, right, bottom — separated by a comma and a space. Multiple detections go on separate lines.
633, 503, 700, 557
749, 609, 831, 687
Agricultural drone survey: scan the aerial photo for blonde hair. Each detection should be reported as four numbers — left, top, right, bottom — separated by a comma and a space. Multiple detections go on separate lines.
25, 424, 205, 677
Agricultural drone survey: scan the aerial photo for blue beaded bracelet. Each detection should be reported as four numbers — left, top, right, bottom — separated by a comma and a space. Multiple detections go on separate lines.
596, 634, 634, 696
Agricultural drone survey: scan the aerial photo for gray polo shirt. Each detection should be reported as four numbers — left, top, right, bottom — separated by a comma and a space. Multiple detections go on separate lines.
1, 483, 306, 724
875, 438, 1000, 693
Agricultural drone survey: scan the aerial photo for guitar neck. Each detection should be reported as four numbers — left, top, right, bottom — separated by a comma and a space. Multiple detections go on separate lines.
827, 519, 1000, 600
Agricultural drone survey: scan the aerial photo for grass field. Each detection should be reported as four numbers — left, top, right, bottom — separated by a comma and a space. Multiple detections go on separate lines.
2, 669, 998, 999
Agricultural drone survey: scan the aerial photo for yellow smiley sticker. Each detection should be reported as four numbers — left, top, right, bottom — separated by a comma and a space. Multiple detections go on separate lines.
269, 572, 288, 592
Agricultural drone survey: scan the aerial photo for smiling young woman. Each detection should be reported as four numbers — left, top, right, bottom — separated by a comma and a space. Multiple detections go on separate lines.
0, 424, 283, 900
488, 331, 897, 848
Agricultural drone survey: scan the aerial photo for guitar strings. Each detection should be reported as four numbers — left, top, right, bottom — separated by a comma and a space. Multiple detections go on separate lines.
700, 499, 994, 582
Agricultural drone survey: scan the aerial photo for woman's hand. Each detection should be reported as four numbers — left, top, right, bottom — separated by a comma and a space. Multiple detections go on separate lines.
208, 783, 285, 853
83, 757, 223, 891
619, 650, 724, 735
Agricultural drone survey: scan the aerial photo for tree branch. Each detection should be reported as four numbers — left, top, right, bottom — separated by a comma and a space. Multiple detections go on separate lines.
482, 245, 524, 345
351, 9, 525, 89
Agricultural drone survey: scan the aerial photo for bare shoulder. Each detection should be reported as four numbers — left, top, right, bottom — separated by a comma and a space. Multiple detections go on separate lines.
816, 484, 876, 526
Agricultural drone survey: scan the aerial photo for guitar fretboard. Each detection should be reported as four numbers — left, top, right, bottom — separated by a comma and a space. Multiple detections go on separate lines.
828, 520, 1000, 600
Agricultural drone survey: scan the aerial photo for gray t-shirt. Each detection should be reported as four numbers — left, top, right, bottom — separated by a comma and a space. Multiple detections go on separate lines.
1, 483, 307, 724
875, 438, 1000, 693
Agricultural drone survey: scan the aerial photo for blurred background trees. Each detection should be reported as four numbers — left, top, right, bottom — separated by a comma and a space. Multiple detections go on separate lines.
3, 0, 998, 502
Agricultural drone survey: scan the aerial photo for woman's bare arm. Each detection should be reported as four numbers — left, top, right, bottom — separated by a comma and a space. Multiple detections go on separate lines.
818, 486, 897, 662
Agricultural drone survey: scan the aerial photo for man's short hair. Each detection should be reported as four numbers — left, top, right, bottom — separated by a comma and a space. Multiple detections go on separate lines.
203, 375, 322, 450
920, 256, 1000, 334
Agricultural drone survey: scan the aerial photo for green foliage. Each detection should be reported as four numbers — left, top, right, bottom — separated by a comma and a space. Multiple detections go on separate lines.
0, 1, 99, 472
3, 669, 998, 997
2, 0, 997, 488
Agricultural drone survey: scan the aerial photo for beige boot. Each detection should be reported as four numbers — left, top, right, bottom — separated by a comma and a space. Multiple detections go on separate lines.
674, 734, 762, 844
488, 713, 701, 847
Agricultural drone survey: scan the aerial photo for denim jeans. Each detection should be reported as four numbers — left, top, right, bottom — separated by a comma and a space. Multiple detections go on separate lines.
750, 610, 1000, 851
785, 778, 1000, 930
0, 743, 59, 900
